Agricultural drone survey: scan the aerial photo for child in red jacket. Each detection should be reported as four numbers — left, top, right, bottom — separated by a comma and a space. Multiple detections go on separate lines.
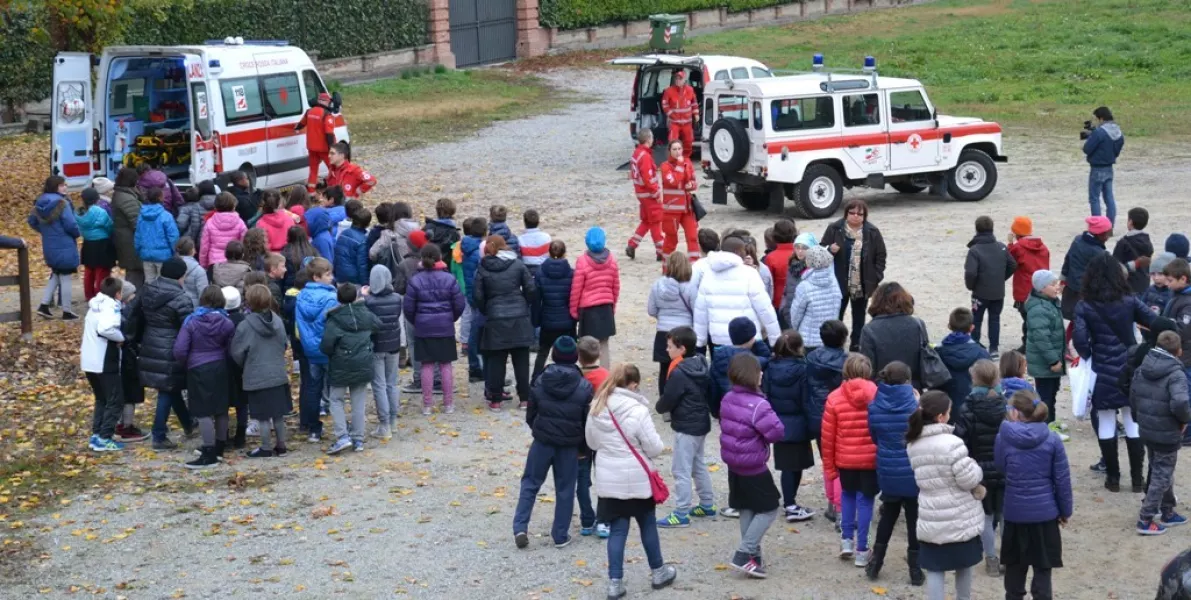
570, 227, 620, 368
1007, 216, 1050, 350
821, 353, 879, 566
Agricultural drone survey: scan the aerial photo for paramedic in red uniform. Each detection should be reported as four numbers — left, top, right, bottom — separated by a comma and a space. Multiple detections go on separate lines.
295, 92, 337, 191
326, 142, 377, 198
625, 129, 663, 261
661, 70, 698, 159
660, 139, 699, 262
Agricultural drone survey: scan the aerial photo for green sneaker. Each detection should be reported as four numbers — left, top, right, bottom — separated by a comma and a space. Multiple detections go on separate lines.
690, 504, 718, 517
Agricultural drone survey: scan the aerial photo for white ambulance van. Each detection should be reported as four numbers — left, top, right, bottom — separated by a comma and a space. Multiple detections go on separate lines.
51, 38, 348, 190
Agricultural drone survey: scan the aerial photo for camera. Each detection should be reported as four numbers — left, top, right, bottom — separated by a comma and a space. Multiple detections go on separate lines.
1080, 120, 1096, 140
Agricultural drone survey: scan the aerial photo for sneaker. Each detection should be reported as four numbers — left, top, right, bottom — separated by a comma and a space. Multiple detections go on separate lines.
625, 244, 636, 260
985, 556, 1002, 577
61, 311, 80, 321
422, 406, 432, 416
152, 438, 178, 450
690, 504, 718, 517
650, 564, 678, 588
519, 401, 528, 411
115, 425, 148, 443
327, 436, 352, 455
307, 433, 321, 443
554, 535, 573, 549
606, 578, 626, 600
657, 511, 691, 528
596, 523, 611, 539
839, 538, 855, 558
36, 304, 53, 319
444, 404, 455, 414
1162, 512, 1189, 527
273, 446, 288, 457
246, 448, 273, 458
488, 402, 502, 412
580, 526, 595, 536
246, 420, 260, 437
1089, 458, 1107, 474
784, 505, 815, 522
720, 507, 740, 519
854, 548, 871, 568
353, 442, 365, 453
515, 532, 529, 549
1138, 519, 1168, 536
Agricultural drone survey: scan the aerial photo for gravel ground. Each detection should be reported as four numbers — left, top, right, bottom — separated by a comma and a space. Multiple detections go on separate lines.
9, 68, 1191, 599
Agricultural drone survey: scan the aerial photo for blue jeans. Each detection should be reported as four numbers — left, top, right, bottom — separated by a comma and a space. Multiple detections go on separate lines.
608, 507, 664, 579
301, 362, 327, 436
512, 441, 577, 544
577, 454, 595, 528
1089, 166, 1116, 226
151, 389, 191, 442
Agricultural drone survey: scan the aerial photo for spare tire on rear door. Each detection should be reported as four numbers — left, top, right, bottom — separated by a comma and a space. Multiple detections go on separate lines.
708, 118, 750, 173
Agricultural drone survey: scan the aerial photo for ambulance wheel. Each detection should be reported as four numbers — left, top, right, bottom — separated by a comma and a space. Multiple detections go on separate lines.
946, 149, 997, 202
890, 182, 927, 194
708, 118, 750, 173
792, 164, 844, 219
735, 191, 769, 211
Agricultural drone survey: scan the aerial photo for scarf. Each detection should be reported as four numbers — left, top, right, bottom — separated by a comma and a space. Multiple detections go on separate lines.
845, 223, 864, 299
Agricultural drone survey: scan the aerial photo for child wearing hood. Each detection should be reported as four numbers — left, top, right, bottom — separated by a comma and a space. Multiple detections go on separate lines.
646, 253, 692, 396
866, 361, 923, 584
364, 264, 403, 434
533, 240, 577, 381
821, 354, 880, 566
938, 307, 991, 412
720, 353, 785, 578
176, 186, 206, 247
404, 244, 466, 415
995, 390, 1072, 597
200, 192, 247, 268
321, 284, 381, 455
135, 188, 179, 283
30, 176, 81, 320
656, 326, 716, 528
953, 359, 1007, 576
964, 216, 1017, 358
763, 331, 815, 524
779, 231, 816, 324
82, 276, 126, 452
570, 227, 620, 369
789, 245, 843, 350
488, 204, 521, 255
1007, 216, 1050, 350
78, 187, 116, 301
173, 285, 236, 468
806, 319, 848, 523
232, 284, 292, 458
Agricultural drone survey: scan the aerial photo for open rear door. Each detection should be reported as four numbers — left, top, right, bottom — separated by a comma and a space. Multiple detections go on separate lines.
51, 53, 95, 188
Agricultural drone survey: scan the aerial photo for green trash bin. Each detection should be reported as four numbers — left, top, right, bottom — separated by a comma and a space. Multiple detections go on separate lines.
649, 14, 686, 52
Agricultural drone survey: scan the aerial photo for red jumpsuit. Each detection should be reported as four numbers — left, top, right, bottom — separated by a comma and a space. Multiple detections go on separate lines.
296, 104, 337, 190
661, 84, 698, 159
326, 160, 377, 198
660, 156, 699, 262
627, 143, 663, 257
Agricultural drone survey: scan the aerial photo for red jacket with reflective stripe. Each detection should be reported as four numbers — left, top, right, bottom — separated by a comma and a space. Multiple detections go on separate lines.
630, 144, 659, 201
660, 157, 696, 213
661, 85, 698, 125
297, 105, 336, 153
327, 161, 376, 198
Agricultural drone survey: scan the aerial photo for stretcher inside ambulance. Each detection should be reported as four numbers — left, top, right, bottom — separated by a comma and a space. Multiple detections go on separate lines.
51, 40, 347, 191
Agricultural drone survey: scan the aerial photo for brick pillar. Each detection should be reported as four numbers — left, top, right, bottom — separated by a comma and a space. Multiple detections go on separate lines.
516, 0, 550, 58
427, 0, 456, 69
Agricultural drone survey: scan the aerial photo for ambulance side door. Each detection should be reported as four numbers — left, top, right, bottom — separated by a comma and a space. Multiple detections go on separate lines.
186, 56, 216, 183
51, 53, 96, 188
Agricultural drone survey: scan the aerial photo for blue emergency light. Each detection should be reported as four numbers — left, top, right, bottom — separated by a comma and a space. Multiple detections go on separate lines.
812, 53, 824, 72
863, 56, 877, 73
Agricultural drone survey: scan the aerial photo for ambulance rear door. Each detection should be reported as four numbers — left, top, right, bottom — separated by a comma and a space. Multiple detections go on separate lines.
255, 51, 307, 188
51, 53, 96, 188
186, 54, 217, 184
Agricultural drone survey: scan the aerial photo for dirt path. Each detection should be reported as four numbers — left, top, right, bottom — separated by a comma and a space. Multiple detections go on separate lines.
7, 68, 1191, 599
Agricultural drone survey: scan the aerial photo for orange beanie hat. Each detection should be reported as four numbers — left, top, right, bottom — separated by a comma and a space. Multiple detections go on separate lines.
1011, 216, 1033, 237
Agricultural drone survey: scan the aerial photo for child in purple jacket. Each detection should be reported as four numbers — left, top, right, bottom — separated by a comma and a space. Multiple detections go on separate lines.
173, 284, 236, 469
994, 390, 1072, 600
719, 353, 785, 579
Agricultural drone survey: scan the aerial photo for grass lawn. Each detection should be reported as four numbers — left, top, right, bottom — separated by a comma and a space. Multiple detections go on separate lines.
686, 0, 1191, 138
334, 69, 562, 147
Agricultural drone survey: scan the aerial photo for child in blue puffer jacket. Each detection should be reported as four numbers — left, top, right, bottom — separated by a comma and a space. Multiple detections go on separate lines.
134, 188, 179, 283
763, 330, 816, 523
866, 361, 924, 585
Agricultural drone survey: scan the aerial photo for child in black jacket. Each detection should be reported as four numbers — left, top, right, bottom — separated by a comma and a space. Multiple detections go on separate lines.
656, 326, 717, 527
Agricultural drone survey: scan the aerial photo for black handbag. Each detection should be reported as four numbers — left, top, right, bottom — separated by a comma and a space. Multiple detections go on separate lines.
691, 193, 707, 221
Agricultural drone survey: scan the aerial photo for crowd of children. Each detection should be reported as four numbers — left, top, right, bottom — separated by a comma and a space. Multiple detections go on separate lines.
29, 165, 1191, 598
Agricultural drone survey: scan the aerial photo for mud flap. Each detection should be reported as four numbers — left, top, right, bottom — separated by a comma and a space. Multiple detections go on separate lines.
712, 182, 727, 205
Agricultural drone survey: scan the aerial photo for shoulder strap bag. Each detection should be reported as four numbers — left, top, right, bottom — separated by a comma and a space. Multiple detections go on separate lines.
609, 409, 669, 504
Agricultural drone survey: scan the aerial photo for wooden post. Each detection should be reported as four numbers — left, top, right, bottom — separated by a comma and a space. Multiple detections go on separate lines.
17, 247, 31, 341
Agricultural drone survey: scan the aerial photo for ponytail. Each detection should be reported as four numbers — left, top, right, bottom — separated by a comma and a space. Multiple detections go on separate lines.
906, 390, 951, 443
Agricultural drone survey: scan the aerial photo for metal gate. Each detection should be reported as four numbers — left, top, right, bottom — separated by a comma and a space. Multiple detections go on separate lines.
449, 0, 517, 67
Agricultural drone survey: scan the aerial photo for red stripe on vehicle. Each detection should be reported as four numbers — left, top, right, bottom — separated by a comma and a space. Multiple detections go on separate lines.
766, 123, 1001, 154
63, 162, 91, 177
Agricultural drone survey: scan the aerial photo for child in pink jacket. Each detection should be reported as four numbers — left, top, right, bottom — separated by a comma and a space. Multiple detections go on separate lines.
569, 227, 620, 369
200, 192, 247, 268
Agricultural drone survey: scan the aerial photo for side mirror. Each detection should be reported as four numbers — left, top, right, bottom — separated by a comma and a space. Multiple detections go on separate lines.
331, 91, 343, 114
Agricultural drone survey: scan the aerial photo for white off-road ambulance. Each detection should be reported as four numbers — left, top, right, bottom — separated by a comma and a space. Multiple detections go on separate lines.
702, 55, 1007, 218
51, 38, 348, 190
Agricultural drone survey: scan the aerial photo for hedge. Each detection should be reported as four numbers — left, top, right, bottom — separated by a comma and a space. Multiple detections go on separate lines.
539, 0, 788, 30
124, 0, 428, 60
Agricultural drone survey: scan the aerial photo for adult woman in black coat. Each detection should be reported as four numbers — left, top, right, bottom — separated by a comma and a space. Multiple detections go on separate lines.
821, 198, 887, 351
473, 236, 537, 411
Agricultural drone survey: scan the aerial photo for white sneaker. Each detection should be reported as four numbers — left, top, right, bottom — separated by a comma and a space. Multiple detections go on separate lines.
245, 420, 260, 437
784, 505, 816, 522
854, 548, 870, 567
839, 538, 855, 558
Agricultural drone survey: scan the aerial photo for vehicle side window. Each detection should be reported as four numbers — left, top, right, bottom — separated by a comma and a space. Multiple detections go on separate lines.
751, 67, 772, 78
718, 94, 749, 121
191, 82, 211, 139
889, 90, 931, 123
714, 70, 728, 81
262, 72, 303, 119
220, 77, 265, 125
843, 93, 880, 127
731, 67, 748, 79
770, 97, 835, 131
302, 69, 326, 108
